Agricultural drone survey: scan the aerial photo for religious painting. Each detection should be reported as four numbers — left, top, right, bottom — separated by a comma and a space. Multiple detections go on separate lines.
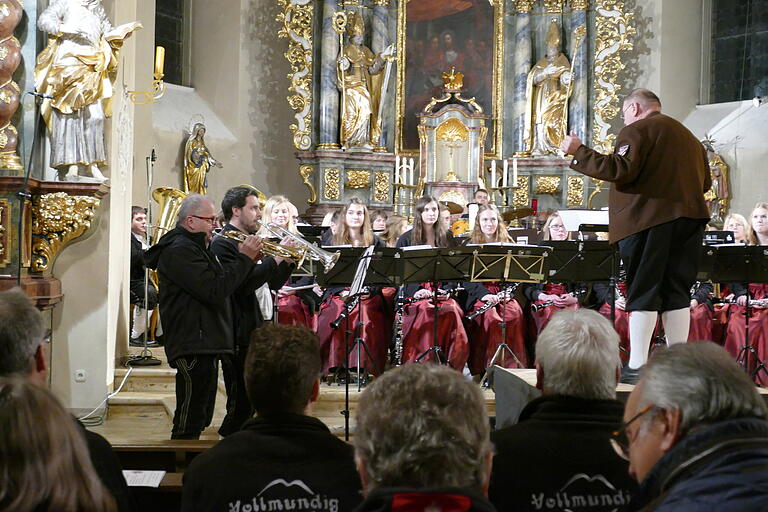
396, 0, 504, 157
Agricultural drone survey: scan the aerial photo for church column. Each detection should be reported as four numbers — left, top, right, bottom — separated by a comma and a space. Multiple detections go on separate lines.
513, 0, 534, 153
319, 1, 340, 148
569, 0, 589, 142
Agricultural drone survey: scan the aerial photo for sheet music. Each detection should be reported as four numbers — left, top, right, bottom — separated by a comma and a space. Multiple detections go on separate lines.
558, 209, 609, 232
401, 245, 434, 251
122, 470, 166, 488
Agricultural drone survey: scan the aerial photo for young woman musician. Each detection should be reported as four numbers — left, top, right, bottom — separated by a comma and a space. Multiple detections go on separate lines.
463, 205, 529, 373
394, 196, 469, 370
723, 203, 768, 385
316, 198, 390, 379
524, 212, 585, 337
262, 196, 319, 330
380, 215, 408, 248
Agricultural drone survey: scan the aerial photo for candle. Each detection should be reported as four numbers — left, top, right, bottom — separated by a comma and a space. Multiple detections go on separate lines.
395, 156, 400, 184
502, 159, 508, 188
490, 160, 497, 189
154, 46, 165, 77
513, 157, 518, 187
410, 158, 415, 186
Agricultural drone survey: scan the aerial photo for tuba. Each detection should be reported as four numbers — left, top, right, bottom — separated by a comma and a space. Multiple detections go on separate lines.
151, 187, 188, 245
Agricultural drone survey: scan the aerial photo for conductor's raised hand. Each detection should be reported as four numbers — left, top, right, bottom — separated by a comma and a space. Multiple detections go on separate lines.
559, 133, 583, 156
238, 235, 263, 261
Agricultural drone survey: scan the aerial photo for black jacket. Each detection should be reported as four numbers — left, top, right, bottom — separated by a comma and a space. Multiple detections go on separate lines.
489, 395, 637, 512
210, 224, 294, 346
354, 487, 497, 512
144, 226, 253, 362
130, 234, 145, 284
79, 421, 136, 512
395, 230, 461, 298
182, 413, 362, 512
626, 417, 768, 512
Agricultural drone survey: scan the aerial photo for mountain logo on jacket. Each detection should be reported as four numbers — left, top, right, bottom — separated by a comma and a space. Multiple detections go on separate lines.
226, 478, 340, 512
530, 473, 632, 511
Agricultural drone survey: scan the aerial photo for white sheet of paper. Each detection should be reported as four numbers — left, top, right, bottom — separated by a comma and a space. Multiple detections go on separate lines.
558, 209, 609, 232
122, 470, 166, 488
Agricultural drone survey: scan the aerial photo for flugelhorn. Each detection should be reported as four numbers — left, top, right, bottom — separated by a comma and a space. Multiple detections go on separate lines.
219, 229, 308, 267
262, 222, 340, 273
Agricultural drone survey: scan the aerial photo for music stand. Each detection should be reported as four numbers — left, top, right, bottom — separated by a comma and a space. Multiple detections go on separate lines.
400, 247, 472, 365
709, 245, 768, 381
466, 244, 551, 384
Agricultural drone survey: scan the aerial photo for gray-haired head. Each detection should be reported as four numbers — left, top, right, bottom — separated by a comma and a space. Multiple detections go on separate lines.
176, 194, 213, 226
637, 342, 768, 434
0, 289, 46, 377
624, 88, 662, 109
353, 364, 492, 492
536, 309, 621, 400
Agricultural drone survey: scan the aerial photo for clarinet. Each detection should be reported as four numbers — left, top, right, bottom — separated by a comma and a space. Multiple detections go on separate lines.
466, 283, 520, 321
329, 286, 370, 330
530, 288, 586, 312
713, 297, 768, 308
392, 295, 422, 366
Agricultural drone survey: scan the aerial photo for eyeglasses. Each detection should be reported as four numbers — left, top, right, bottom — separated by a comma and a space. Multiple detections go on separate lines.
620, 103, 634, 120
190, 215, 216, 224
610, 404, 657, 461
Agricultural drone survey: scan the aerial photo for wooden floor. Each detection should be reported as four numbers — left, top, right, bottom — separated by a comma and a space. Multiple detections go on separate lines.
91, 347, 498, 444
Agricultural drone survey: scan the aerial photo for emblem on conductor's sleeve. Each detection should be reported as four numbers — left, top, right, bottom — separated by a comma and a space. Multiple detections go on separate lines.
617, 144, 630, 156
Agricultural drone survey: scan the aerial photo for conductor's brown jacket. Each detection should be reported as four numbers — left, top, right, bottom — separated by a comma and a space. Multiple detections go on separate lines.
570, 111, 711, 243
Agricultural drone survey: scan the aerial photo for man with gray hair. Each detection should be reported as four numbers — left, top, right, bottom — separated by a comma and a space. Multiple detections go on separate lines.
144, 194, 263, 439
489, 309, 637, 512
618, 342, 768, 511
0, 288, 135, 511
353, 363, 496, 512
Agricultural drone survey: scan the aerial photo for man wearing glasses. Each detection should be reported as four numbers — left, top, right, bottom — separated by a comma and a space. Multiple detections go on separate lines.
615, 342, 768, 510
561, 89, 711, 384
145, 194, 263, 439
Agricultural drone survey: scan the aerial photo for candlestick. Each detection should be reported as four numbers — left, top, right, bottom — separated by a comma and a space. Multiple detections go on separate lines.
502, 159, 508, 188
155, 46, 165, 77
513, 157, 518, 187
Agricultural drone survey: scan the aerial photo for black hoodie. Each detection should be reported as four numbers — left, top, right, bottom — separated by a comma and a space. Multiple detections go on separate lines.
144, 226, 253, 362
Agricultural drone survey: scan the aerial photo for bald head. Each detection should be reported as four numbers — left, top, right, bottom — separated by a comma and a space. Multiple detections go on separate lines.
622, 89, 662, 125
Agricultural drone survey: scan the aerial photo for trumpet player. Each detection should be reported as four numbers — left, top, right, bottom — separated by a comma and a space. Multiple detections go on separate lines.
144, 194, 264, 440
211, 186, 296, 436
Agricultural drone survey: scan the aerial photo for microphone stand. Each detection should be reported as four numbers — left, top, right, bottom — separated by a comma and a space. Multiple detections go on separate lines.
128, 149, 161, 367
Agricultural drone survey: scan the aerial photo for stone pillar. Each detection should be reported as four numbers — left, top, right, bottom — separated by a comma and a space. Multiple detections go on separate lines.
569, 0, 589, 142
512, 1, 534, 153
318, 1, 341, 148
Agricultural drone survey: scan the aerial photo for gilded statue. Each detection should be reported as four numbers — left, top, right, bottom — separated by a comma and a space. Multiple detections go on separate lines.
702, 139, 730, 223
35, 0, 141, 182
183, 123, 222, 196
523, 19, 573, 155
337, 12, 395, 150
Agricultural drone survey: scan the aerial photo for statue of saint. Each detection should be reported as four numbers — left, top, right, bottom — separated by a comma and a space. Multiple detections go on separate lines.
183, 123, 222, 195
702, 140, 730, 223
337, 13, 394, 150
523, 19, 572, 155
35, 0, 141, 181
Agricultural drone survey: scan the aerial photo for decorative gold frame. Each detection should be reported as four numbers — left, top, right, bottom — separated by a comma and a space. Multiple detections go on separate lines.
396, 0, 504, 158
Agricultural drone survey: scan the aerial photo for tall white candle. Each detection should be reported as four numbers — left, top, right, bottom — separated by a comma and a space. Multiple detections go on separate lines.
490, 160, 497, 189
395, 156, 400, 184
502, 159, 509, 188
513, 157, 518, 187
410, 158, 415, 186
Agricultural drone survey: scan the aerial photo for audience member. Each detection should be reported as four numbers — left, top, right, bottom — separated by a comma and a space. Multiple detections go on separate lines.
0, 288, 134, 512
0, 376, 117, 512
619, 342, 768, 511
353, 363, 496, 512
489, 309, 637, 511
181, 325, 362, 512
129, 206, 158, 346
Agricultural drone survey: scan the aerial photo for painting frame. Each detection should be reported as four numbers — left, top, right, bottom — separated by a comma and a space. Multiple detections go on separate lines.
395, 0, 505, 159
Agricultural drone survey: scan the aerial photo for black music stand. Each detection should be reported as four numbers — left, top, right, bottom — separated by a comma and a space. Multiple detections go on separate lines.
709, 245, 768, 382
400, 247, 472, 365
467, 244, 551, 384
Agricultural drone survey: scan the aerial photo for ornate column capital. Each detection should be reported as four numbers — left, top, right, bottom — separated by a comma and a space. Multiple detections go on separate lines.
570, 0, 589, 10
544, 0, 564, 13
515, 0, 536, 14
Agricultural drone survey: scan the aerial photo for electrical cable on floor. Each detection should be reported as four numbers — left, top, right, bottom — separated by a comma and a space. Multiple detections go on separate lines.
78, 366, 134, 427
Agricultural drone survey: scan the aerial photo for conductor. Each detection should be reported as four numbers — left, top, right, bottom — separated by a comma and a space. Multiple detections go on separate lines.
560, 89, 711, 384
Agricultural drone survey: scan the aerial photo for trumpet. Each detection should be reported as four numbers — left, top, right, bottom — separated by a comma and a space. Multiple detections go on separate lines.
262, 222, 340, 274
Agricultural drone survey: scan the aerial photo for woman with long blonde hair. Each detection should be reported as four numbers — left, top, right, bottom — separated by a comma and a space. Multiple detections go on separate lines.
259, 195, 298, 236
464, 204, 528, 373
0, 377, 117, 512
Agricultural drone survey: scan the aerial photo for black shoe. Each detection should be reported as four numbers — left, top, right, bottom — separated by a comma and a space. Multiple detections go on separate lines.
620, 366, 642, 385
130, 336, 159, 348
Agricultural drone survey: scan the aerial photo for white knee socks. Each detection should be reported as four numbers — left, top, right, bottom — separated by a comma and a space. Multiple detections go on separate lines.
662, 307, 690, 345
628, 311, 658, 369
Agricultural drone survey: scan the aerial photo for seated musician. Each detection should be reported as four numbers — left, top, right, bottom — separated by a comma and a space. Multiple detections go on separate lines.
261, 195, 320, 330
723, 203, 768, 385
316, 199, 390, 380
724, 213, 749, 244
463, 205, 529, 374
395, 196, 469, 371
320, 209, 340, 245
380, 215, 407, 248
524, 212, 586, 338
711, 213, 751, 341
371, 209, 388, 232
688, 280, 715, 342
